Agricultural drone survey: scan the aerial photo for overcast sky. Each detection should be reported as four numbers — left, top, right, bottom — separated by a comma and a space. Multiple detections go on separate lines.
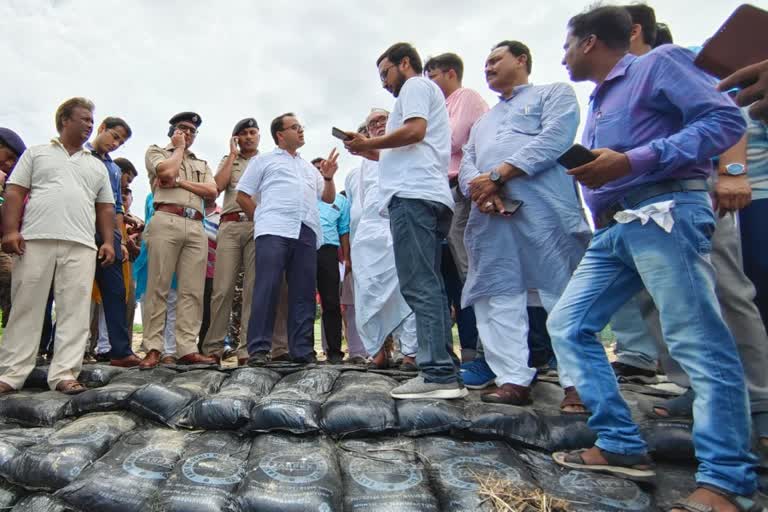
0, 0, 750, 219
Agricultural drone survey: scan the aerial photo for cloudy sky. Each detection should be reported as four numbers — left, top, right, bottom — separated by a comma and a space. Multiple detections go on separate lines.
0, 0, 748, 218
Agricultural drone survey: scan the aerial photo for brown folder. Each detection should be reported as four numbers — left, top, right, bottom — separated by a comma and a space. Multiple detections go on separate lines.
694, 4, 768, 79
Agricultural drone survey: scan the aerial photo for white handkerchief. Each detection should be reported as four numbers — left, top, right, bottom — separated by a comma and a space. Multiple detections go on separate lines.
613, 200, 675, 233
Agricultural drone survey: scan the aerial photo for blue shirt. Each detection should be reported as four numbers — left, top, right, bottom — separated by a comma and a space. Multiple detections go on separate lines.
86, 142, 123, 215
581, 46, 746, 217
459, 82, 591, 303
318, 193, 350, 247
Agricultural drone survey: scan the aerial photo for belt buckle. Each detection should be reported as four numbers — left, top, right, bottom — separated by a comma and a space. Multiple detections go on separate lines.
183, 207, 197, 219
238, 212, 248, 222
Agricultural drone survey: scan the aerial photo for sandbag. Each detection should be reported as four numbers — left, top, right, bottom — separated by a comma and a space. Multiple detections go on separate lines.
6, 412, 138, 491
177, 367, 280, 430
466, 401, 551, 450
0, 391, 70, 427
245, 368, 340, 434
150, 431, 249, 512
11, 493, 76, 512
0, 480, 24, 509
320, 371, 398, 437
76, 365, 126, 387
338, 438, 439, 511
22, 367, 49, 389
397, 399, 469, 436
0, 428, 55, 479
232, 434, 342, 512
128, 370, 227, 426
650, 463, 698, 511
56, 428, 191, 512
66, 367, 177, 416
640, 419, 695, 463
418, 437, 537, 511
517, 449, 654, 511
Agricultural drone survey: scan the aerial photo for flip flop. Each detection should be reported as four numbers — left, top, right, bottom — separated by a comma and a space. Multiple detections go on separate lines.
669, 485, 765, 511
552, 447, 656, 483
647, 388, 694, 419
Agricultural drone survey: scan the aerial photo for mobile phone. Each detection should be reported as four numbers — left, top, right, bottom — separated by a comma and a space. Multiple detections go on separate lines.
557, 144, 597, 170
167, 125, 176, 137
332, 127, 352, 141
498, 198, 523, 216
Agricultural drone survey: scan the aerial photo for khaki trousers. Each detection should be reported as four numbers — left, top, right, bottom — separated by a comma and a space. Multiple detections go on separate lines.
0, 240, 96, 390
143, 211, 207, 357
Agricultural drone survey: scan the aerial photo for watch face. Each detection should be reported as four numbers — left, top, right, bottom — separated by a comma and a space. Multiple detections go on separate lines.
490, 170, 501, 182
726, 163, 745, 175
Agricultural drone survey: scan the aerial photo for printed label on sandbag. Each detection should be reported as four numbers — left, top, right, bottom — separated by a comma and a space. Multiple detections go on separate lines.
440, 456, 521, 491
260, 452, 328, 484
349, 458, 422, 492
49, 422, 109, 446
557, 472, 652, 510
181, 452, 245, 485
123, 446, 179, 480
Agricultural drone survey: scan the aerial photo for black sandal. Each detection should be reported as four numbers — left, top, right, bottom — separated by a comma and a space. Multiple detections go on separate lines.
669, 485, 764, 511
552, 447, 656, 483
647, 388, 694, 419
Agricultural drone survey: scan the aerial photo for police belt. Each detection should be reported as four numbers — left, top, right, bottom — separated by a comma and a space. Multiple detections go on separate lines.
593, 178, 709, 229
155, 203, 203, 221
220, 212, 250, 223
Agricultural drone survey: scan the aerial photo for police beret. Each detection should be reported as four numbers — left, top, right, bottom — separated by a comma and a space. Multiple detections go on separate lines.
0, 128, 26, 157
232, 118, 259, 135
168, 112, 202, 128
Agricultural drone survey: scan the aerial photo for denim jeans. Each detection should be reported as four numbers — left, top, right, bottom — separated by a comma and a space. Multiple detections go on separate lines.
547, 191, 757, 496
388, 196, 460, 384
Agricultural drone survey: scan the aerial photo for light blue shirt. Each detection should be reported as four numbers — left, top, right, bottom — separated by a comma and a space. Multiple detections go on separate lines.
459, 82, 591, 306
745, 113, 768, 201
318, 193, 350, 247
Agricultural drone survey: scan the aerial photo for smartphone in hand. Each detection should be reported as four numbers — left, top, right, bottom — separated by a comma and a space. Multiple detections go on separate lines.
557, 144, 597, 169
332, 127, 352, 141
498, 198, 523, 216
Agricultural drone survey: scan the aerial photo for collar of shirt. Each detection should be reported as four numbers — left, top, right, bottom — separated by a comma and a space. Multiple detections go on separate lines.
499, 83, 533, 103
51, 138, 91, 156
273, 147, 302, 159
84, 142, 112, 163
589, 53, 637, 103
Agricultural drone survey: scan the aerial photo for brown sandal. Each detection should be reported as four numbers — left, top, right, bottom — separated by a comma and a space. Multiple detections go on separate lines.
560, 386, 589, 415
669, 485, 764, 511
552, 446, 655, 483
55, 380, 87, 395
0, 381, 16, 395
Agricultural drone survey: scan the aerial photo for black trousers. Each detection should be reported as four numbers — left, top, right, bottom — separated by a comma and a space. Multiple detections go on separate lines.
198, 276, 214, 351
316, 244, 343, 359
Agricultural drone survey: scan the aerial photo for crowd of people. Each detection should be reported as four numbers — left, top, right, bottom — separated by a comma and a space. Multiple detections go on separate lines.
0, 3, 767, 511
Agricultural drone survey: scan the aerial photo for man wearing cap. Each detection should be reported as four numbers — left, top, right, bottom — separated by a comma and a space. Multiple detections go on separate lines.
0, 128, 27, 328
0, 97, 115, 395
140, 112, 218, 368
201, 118, 290, 366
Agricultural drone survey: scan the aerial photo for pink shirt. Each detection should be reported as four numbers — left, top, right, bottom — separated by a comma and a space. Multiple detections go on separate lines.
445, 88, 490, 180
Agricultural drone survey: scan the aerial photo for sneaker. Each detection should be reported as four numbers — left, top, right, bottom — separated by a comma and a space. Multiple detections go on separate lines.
390, 376, 468, 400
460, 359, 496, 390
248, 351, 270, 367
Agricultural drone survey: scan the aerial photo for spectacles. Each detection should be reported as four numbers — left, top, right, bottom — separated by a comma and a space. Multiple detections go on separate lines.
175, 124, 198, 135
367, 116, 388, 129
281, 123, 304, 132
379, 64, 396, 82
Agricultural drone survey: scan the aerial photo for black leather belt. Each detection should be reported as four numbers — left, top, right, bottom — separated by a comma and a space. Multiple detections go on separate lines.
594, 178, 709, 229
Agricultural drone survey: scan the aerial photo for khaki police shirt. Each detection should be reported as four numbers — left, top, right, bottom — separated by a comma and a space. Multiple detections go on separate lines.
145, 143, 214, 214
219, 153, 256, 215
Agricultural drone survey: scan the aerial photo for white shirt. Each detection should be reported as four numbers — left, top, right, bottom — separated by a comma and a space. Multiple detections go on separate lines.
8, 139, 115, 250
236, 148, 324, 248
378, 76, 454, 215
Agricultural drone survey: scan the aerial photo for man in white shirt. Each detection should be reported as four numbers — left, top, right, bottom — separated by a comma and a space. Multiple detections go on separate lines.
0, 97, 116, 395
344, 43, 465, 399
236, 113, 339, 365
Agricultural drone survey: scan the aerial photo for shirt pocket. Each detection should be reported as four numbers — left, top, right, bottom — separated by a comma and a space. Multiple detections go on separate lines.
497, 104, 543, 138
591, 108, 628, 149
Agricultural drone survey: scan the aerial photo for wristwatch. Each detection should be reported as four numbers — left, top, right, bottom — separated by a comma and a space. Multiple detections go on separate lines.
175, 175, 182, 187
724, 163, 746, 176
489, 169, 504, 186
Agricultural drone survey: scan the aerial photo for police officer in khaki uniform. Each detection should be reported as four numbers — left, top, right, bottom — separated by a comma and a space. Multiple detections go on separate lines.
202, 118, 289, 366
140, 112, 219, 368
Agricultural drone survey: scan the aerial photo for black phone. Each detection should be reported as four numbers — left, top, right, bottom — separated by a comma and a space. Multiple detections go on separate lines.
499, 198, 523, 216
557, 144, 597, 169
167, 125, 176, 137
332, 127, 352, 141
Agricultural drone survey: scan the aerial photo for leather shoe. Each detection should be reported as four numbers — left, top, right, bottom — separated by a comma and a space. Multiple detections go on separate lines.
110, 354, 142, 368
139, 349, 162, 369
237, 357, 249, 367
177, 352, 218, 366
481, 383, 532, 405
0, 381, 15, 395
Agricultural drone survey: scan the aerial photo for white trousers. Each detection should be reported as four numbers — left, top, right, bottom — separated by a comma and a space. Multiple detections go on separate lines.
392, 312, 418, 357
474, 291, 573, 388
0, 240, 96, 390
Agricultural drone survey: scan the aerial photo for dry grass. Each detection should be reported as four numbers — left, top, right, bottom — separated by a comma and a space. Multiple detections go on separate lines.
475, 472, 571, 512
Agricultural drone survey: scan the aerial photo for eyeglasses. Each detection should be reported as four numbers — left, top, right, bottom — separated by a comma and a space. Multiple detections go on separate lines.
281, 123, 304, 132
175, 124, 198, 135
379, 64, 396, 82
367, 116, 388, 129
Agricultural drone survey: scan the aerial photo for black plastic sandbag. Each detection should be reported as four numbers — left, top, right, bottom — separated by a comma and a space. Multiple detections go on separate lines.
0, 391, 71, 427
76, 365, 126, 387
320, 371, 398, 437
11, 493, 76, 512
418, 437, 537, 511
466, 401, 552, 450
338, 437, 440, 511
150, 431, 250, 512
232, 433, 342, 512
177, 367, 281, 430
7, 412, 138, 491
0, 480, 24, 509
517, 448, 654, 511
128, 370, 227, 426
244, 368, 340, 434
397, 399, 469, 436
66, 367, 178, 416
542, 413, 597, 451
22, 367, 49, 389
640, 419, 695, 463
0, 428, 55, 479
56, 428, 191, 512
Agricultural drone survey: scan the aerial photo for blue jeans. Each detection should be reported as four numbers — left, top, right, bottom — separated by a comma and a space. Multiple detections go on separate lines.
94, 231, 133, 358
388, 196, 460, 384
547, 191, 757, 496
740, 198, 768, 334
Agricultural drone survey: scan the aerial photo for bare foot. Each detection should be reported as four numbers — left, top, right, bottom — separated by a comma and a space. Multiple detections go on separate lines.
671, 488, 740, 512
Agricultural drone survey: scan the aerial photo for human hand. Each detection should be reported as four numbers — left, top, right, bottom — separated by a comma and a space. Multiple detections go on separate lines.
567, 148, 630, 189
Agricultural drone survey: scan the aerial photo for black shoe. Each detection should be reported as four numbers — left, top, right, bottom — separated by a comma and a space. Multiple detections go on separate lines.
292, 353, 318, 365
271, 353, 292, 363
326, 353, 344, 365
94, 352, 111, 363
248, 351, 270, 367
611, 361, 657, 379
